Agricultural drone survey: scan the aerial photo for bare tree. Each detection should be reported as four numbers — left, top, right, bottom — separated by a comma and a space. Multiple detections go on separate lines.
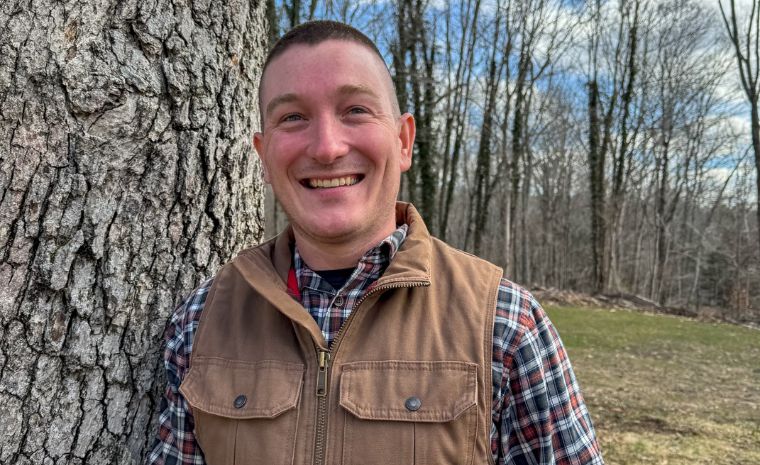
438, 0, 481, 240
470, 11, 504, 256
585, 0, 639, 293
719, 0, 760, 254
644, 0, 727, 303
391, 0, 440, 226
0, 0, 266, 463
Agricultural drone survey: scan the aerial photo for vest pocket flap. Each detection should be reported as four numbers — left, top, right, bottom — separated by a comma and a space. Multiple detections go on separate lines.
180, 357, 304, 419
339, 361, 477, 423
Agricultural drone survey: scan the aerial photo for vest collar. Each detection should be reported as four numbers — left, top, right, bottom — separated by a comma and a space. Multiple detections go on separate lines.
232, 202, 432, 347
270, 202, 432, 286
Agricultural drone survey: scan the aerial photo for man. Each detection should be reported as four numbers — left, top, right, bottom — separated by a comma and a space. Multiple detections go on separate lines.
146, 20, 603, 465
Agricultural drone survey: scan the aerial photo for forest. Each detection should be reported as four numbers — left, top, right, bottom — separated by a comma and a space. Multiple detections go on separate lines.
266, 0, 760, 321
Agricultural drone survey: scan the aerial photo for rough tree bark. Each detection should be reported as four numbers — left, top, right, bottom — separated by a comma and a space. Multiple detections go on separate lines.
0, 0, 266, 463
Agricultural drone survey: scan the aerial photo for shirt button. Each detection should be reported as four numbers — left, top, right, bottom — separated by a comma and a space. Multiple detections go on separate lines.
334, 295, 345, 307
234, 395, 247, 409
405, 396, 421, 412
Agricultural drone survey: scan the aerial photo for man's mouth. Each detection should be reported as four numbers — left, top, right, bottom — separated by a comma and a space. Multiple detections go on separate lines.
303, 175, 363, 189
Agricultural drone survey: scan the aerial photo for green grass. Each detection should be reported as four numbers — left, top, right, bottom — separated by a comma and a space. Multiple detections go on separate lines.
546, 306, 760, 465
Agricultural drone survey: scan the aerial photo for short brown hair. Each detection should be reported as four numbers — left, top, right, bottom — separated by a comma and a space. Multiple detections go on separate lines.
258, 20, 399, 126
263, 20, 387, 74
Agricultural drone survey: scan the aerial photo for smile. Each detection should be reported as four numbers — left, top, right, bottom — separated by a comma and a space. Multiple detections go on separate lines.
305, 175, 362, 189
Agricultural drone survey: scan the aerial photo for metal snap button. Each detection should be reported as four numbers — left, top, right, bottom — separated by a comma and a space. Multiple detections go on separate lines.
334, 295, 345, 307
405, 396, 421, 412
234, 394, 247, 409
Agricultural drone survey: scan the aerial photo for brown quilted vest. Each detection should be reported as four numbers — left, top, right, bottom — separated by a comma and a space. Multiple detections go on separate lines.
179, 203, 503, 465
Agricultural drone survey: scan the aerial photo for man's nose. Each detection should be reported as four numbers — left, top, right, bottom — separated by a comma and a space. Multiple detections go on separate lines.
308, 115, 349, 164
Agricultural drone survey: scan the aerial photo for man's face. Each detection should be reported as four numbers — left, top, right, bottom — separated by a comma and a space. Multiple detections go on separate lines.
254, 40, 415, 245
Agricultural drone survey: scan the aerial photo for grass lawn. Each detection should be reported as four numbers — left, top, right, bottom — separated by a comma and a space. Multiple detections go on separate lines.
546, 306, 760, 465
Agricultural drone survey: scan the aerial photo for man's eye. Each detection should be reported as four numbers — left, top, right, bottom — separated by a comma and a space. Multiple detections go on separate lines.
347, 106, 369, 115
282, 114, 304, 122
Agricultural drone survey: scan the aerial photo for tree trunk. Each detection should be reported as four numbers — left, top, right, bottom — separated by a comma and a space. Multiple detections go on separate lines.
406, 0, 437, 228
0, 0, 266, 463
509, 41, 531, 274
393, 0, 414, 204
719, 0, 760, 255
439, 0, 479, 241
471, 17, 501, 256
587, 79, 606, 293
751, 103, 760, 255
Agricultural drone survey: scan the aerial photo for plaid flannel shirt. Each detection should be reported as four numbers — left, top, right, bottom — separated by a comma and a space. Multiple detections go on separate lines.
146, 226, 603, 465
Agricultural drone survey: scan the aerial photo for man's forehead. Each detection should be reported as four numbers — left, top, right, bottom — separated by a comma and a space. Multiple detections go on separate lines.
257, 38, 400, 123
264, 39, 387, 75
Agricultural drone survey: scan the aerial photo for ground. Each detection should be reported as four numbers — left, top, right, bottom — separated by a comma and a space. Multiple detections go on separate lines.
546, 305, 760, 465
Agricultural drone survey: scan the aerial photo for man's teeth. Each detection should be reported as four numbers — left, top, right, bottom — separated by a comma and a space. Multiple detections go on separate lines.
308, 176, 358, 188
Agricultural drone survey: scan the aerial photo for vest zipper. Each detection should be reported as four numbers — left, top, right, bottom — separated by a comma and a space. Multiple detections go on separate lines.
316, 350, 330, 396
311, 279, 428, 465
314, 349, 330, 465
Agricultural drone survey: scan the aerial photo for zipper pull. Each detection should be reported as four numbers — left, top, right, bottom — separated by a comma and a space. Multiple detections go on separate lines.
316, 350, 330, 397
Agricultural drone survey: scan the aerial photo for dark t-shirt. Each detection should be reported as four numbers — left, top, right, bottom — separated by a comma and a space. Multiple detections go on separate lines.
315, 267, 355, 291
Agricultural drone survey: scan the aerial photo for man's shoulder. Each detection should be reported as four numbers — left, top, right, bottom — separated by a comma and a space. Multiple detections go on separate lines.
496, 278, 543, 320
494, 277, 556, 353
425, 237, 543, 324
428, 236, 503, 274
236, 234, 280, 259
184, 276, 215, 307
168, 230, 280, 318
169, 276, 216, 329
170, 234, 283, 325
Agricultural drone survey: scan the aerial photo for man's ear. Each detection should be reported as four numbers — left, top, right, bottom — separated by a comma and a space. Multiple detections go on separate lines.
398, 113, 416, 173
253, 132, 271, 183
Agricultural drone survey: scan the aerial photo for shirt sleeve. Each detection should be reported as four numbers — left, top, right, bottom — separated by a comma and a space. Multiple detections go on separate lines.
144, 281, 212, 465
492, 279, 603, 465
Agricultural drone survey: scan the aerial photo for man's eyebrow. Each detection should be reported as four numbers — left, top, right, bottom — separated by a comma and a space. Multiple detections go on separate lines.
336, 84, 381, 100
265, 93, 299, 118
264, 85, 382, 118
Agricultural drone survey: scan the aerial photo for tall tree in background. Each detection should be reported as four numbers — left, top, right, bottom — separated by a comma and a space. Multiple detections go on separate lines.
585, 0, 636, 294
646, 0, 727, 303
606, 0, 643, 292
393, 0, 439, 227
0, 0, 266, 463
470, 11, 503, 256
586, 0, 607, 293
505, 0, 573, 281
719, 0, 760, 253
437, 0, 480, 240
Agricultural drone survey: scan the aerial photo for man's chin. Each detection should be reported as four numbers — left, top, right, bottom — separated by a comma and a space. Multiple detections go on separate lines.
292, 217, 361, 242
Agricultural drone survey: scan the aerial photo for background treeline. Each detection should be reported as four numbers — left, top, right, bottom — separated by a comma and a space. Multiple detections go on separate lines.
264, 0, 760, 320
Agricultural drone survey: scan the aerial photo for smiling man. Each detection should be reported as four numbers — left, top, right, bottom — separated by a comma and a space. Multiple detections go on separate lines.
146, 21, 603, 465
254, 38, 414, 270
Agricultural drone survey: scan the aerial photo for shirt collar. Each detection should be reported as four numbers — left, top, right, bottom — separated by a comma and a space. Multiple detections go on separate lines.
293, 224, 409, 290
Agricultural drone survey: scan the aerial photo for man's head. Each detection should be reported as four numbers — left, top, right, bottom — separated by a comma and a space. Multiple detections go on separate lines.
258, 21, 401, 124
254, 21, 415, 264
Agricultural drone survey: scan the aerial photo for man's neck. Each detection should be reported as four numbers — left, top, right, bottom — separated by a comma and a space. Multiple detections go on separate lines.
292, 224, 397, 270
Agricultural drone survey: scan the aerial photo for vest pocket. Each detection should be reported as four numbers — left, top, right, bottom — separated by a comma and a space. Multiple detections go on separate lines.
339, 360, 478, 465
180, 357, 304, 465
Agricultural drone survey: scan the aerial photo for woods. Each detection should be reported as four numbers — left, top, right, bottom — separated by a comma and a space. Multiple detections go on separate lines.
268, 0, 760, 317
0, 0, 266, 462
